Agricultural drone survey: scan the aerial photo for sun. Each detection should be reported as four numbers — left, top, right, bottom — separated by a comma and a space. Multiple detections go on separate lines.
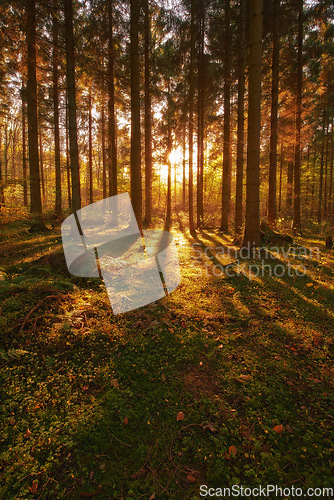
158, 147, 185, 183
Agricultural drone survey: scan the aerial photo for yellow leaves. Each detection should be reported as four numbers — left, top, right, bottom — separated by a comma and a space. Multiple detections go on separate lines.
176, 411, 184, 421
273, 424, 284, 434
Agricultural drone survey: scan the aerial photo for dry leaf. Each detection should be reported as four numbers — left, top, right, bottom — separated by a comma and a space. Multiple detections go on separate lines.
123, 417, 129, 425
202, 422, 217, 432
24, 429, 32, 439
273, 424, 284, 434
29, 481, 38, 495
89, 470, 94, 481
187, 474, 197, 482
148, 494, 156, 500
111, 379, 119, 389
229, 445, 237, 457
177, 411, 184, 421
130, 468, 147, 480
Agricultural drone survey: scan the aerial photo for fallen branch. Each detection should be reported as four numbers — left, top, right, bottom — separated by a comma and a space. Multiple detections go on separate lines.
18, 295, 61, 334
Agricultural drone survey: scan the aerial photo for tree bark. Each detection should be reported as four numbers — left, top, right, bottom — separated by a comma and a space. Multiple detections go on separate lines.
88, 88, 93, 204
108, 0, 117, 198
0, 125, 4, 210
292, 0, 303, 233
64, 0, 81, 212
196, 0, 205, 228
143, 0, 152, 226
53, 0, 62, 215
318, 105, 326, 223
242, 0, 263, 247
221, 0, 231, 231
101, 99, 107, 199
268, 0, 280, 226
130, 0, 142, 229
26, 0, 43, 227
235, 0, 246, 235
188, 0, 195, 236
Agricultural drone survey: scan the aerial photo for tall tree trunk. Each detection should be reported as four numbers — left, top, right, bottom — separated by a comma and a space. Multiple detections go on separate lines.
278, 142, 283, 213
196, 0, 205, 228
324, 115, 329, 219
38, 111, 45, 201
311, 150, 316, 218
108, 0, 117, 197
235, 0, 246, 235
0, 125, 4, 210
268, 0, 280, 226
53, 0, 62, 215
221, 0, 231, 231
182, 117, 186, 211
166, 95, 172, 229
292, 0, 303, 233
243, 0, 263, 247
65, 94, 71, 209
26, 0, 43, 227
143, 0, 152, 226
318, 105, 326, 223
101, 99, 107, 199
88, 89, 93, 204
130, 0, 142, 229
329, 117, 333, 220
64, 0, 81, 212
188, 0, 195, 236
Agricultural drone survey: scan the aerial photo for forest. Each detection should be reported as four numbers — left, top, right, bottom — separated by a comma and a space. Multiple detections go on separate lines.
0, 0, 334, 498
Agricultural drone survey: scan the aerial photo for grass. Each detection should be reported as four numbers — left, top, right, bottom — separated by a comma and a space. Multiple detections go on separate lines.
0, 216, 334, 499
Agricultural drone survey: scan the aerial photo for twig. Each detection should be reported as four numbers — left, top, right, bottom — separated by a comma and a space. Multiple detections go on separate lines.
108, 429, 132, 448
18, 295, 60, 334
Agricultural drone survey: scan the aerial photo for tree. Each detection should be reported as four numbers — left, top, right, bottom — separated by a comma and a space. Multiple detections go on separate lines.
268, 0, 280, 227
108, 0, 117, 198
243, 0, 263, 247
64, 0, 81, 212
130, 0, 142, 229
26, 0, 44, 230
220, 0, 231, 232
188, 0, 195, 236
53, 0, 62, 215
235, 0, 246, 235
292, 0, 303, 233
143, 0, 152, 226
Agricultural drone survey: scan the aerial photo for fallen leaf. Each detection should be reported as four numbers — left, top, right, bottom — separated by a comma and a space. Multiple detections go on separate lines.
99, 463, 105, 470
202, 422, 217, 432
29, 481, 38, 495
229, 445, 237, 457
187, 474, 197, 482
111, 379, 119, 389
148, 494, 156, 500
130, 468, 147, 480
89, 470, 94, 481
273, 424, 284, 434
123, 417, 129, 425
177, 411, 184, 421
24, 429, 32, 439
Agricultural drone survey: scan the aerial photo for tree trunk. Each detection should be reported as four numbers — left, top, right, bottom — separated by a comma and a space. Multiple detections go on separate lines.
64, 0, 81, 212
324, 115, 329, 219
278, 142, 283, 213
38, 110, 45, 201
26, 0, 44, 228
196, 0, 205, 228
101, 99, 107, 199
292, 0, 303, 233
188, 0, 195, 236
130, 0, 142, 229
65, 93, 71, 209
166, 96, 172, 229
221, 0, 231, 231
268, 0, 280, 226
235, 0, 246, 235
182, 118, 186, 211
53, 0, 62, 215
0, 125, 4, 210
143, 0, 152, 226
108, 0, 117, 198
318, 105, 326, 223
87, 89, 93, 204
242, 0, 263, 247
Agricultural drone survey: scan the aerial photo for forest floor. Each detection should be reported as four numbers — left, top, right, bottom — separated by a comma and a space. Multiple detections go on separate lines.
0, 213, 334, 499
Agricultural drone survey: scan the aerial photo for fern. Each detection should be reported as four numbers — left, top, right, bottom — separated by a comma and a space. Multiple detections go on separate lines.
0, 349, 30, 361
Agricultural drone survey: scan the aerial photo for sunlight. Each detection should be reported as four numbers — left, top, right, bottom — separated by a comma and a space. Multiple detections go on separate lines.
159, 147, 185, 183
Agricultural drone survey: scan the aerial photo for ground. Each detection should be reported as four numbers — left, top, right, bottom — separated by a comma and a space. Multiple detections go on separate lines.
0, 213, 333, 499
